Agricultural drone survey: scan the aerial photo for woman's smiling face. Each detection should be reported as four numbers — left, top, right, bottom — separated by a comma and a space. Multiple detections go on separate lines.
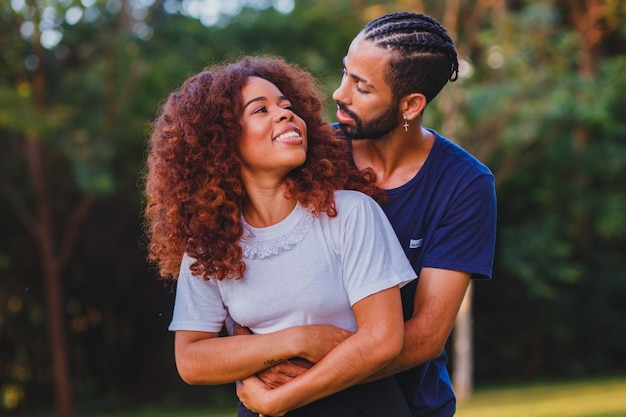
238, 76, 308, 180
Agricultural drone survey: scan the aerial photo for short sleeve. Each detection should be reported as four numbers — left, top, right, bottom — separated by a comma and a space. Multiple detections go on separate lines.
424, 173, 496, 279
168, 253, 228, 333
337, 191, 417, 305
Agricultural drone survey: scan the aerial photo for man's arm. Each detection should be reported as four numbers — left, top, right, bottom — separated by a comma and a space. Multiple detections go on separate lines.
365, 267, 470, 381
251, 268, 469, 387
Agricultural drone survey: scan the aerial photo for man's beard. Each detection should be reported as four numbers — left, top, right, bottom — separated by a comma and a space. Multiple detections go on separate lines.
337, 102, 399, 140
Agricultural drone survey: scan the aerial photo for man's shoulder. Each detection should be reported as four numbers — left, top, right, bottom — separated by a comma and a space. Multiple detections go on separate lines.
429, 129, 493, 177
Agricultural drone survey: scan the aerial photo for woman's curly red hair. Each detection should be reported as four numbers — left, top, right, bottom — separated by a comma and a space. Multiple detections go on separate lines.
144, 56, 383, 281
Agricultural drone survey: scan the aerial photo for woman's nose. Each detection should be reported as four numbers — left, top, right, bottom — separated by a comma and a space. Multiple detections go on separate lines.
276, 107, 294, 121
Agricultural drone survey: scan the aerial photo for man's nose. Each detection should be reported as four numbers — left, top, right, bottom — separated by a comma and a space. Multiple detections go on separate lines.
332, 80, 347, 104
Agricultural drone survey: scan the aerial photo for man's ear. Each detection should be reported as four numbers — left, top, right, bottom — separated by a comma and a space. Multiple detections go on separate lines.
401, 93, 427, 121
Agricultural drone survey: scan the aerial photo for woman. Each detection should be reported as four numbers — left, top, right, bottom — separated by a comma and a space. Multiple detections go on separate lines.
144, 56, 415, 416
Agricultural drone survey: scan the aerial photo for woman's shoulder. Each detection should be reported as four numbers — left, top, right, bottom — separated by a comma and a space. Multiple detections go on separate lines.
333, 190, 380, 214
334, 189, 374, 204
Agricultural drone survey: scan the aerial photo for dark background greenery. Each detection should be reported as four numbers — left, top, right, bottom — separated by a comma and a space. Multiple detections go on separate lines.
1, 0, 625, 415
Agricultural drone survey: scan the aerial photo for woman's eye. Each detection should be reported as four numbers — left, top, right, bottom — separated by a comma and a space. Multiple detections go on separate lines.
252, 106, 267, 114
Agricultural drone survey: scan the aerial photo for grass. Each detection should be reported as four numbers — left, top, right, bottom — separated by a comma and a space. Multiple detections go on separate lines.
456, 376, 626, 417
25, 376, 626, 417
82, 409, 236, 417
30, 406, 238, 417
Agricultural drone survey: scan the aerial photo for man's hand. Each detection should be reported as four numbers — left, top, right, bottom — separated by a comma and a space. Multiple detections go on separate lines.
255, 357, 313, 389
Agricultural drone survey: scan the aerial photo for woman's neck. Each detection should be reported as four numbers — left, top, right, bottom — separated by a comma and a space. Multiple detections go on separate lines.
242, 183, 297, 228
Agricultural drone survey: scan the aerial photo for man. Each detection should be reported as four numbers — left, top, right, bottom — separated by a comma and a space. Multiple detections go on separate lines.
243, 12, 497, 417
330, 12, 496, 416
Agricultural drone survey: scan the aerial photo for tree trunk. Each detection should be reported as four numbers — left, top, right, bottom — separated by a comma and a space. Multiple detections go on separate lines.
453, 282, 473, 402
21, 13, 80, 414
440, 0, 475, 401
24, 136, 74, 417
42, 255, 73, 417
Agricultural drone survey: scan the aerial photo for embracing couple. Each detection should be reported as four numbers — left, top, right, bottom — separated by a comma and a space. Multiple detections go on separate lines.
144, 11, 497, 417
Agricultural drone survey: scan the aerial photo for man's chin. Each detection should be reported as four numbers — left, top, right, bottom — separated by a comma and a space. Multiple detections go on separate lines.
338, 124, 362, 140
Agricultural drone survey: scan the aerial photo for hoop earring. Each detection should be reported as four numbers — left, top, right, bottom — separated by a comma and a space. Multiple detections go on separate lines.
403, 115, 409, 132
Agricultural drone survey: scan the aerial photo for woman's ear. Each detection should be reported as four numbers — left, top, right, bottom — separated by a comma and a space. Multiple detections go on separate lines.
401, 93, 427, 122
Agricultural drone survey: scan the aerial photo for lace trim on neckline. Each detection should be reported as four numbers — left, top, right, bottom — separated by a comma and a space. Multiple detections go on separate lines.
241, 208, 315, 260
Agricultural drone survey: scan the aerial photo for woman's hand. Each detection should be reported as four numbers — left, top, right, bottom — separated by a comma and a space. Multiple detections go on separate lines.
230, 323, 354, 415
251, 324, 352, 389
237, 375, 282, 417
292, 325, 353, 363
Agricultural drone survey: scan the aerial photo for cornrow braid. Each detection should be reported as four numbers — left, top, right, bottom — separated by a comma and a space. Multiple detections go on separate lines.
361, 12, 459, 103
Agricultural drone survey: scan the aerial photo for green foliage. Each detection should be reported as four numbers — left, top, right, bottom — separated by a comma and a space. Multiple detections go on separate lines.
0, 1, 366, 413
469, 3, 626, 381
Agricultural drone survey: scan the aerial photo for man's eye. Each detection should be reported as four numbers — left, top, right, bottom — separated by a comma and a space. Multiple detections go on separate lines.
356, 84, 368, 94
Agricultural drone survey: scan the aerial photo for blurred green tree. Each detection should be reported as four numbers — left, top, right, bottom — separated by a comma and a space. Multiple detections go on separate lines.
1, 0, 158, 414
0, 0, 367, 415
454, 0, 626, 381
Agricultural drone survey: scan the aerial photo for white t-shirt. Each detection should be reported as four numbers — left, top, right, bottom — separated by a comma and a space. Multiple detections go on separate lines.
169, 190, 416, 335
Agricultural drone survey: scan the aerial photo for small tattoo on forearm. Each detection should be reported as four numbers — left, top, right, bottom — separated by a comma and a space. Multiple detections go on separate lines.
264, 359, 277, 367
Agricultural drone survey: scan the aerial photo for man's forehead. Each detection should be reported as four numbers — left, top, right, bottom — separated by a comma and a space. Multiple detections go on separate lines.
344, 39, 390, 89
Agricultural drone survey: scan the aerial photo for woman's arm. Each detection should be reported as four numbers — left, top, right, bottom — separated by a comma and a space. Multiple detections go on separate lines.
174, 324, 352, 385
236, 286, 404, 416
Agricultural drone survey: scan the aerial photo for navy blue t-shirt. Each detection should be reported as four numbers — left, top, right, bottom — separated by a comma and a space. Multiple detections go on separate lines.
342, 126, 497, 417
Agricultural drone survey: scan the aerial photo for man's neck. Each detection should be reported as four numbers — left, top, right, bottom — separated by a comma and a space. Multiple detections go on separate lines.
351, 127, 435, 190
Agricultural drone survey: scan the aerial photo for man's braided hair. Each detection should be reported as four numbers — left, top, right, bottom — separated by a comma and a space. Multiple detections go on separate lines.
361, 12, 459, 103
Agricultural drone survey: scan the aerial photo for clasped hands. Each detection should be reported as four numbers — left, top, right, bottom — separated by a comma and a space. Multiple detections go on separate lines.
234, 323, 352, 416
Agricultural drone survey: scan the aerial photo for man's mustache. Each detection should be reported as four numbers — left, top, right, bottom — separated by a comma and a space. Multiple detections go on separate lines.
336, 101, 359, 121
